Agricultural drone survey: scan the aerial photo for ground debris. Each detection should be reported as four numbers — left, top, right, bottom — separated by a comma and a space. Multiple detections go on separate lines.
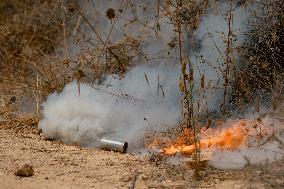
14, 163, 34, 177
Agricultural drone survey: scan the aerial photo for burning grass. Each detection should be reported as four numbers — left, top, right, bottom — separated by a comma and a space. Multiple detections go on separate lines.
161, 120, 249, 156
147, 116, 283, 161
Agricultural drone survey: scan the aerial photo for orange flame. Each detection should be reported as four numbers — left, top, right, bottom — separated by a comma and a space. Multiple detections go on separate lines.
150, 120, 252, 156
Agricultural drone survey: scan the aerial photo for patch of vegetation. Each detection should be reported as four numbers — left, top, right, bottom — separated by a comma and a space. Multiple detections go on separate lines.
232, 0, 284, 108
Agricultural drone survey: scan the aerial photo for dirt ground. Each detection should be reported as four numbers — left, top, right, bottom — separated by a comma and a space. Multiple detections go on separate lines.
0, 126, 283, 189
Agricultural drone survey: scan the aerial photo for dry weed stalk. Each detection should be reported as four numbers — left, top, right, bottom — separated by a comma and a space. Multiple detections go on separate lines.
222, 0, 234, 114
167, 0, 209, 178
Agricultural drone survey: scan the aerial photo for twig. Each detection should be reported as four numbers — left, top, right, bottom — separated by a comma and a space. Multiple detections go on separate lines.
73, 15, 82, 36
259, 148, 284, 155
129, 171, 139, 189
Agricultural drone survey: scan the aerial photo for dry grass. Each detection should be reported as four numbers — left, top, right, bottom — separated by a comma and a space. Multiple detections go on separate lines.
0, 0, 74, 109
0, 0, 136, 110
232, 0, 284, 109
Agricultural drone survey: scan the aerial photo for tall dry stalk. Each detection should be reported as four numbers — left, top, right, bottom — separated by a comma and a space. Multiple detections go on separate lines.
222, 0, 234, 114
174, 0, 201, 178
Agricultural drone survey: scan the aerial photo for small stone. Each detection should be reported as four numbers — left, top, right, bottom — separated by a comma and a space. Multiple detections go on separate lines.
159, 179, 174, 187
15, 164, 34, 177
140, 174, 148, 180
121, 175, 132, 182
255, 170, 262, 175
265, 175, 271, 179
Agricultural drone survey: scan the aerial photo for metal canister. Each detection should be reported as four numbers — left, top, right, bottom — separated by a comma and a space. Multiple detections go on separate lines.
100, 138, 128, 153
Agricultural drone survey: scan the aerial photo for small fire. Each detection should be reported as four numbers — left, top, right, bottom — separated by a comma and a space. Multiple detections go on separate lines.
149, 120, 254, 156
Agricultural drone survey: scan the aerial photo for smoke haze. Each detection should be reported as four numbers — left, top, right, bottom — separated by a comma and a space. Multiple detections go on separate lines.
38, 0, 284, 169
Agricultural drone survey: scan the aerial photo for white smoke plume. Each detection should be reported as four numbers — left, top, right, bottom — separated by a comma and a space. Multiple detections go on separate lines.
40, 0, 181, 149
39, 64, 181, 149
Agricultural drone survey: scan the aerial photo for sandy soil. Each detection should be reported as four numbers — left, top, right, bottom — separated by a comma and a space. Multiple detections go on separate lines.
0, 127, 283, 189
